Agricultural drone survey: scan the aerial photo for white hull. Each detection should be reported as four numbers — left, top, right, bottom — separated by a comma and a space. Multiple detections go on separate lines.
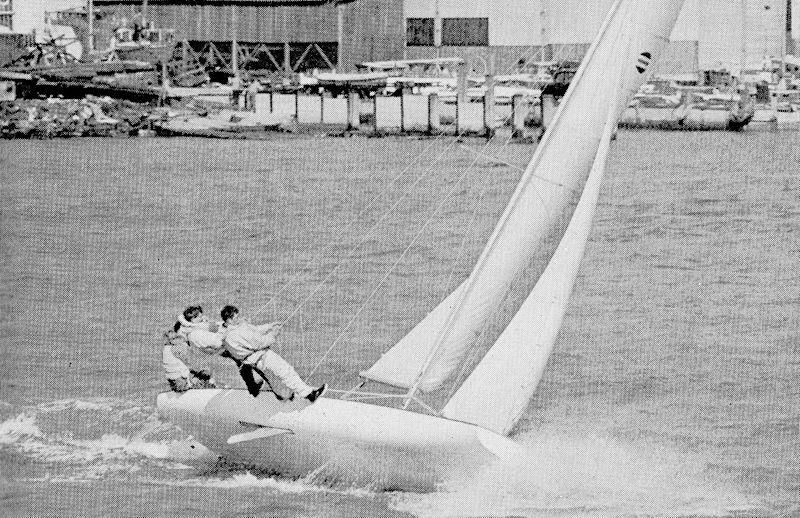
157, 389, 521, 491
620, 105, 753, 130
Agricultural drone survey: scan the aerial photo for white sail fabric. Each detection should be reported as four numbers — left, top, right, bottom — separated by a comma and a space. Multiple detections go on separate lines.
361, 0, 686, 393
358, 281, 466, 389
441, 113, 614, 435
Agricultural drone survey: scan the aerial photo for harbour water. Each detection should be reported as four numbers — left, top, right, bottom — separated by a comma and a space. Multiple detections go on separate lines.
0, 129, 797, 517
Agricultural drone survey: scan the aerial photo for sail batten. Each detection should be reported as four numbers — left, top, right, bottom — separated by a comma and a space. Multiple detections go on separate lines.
361, 0, 687, 397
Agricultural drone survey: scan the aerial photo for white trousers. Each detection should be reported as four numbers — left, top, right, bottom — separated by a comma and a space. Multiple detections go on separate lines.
250, 349, 313, 399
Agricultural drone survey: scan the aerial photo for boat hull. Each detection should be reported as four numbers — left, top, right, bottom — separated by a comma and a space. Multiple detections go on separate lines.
156, 389, 520, 491
620, 105, 754, 130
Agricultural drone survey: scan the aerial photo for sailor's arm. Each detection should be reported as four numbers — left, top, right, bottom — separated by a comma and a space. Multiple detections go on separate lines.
250, 322, 279, 349
188, 328, 225, 355
255, 321, 281, 335
224, 326, 271, 357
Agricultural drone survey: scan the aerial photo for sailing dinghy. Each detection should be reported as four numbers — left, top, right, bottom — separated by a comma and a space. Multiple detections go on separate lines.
157, 0, 686, 491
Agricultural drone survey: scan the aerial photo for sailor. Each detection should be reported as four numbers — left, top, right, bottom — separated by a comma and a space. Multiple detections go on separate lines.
163, 305, 229, 392
175, 304, 271, 394
175, 305, 224, 354
162, 329, 217, 392
244, 78, 261, 111
220, 305, 326, 402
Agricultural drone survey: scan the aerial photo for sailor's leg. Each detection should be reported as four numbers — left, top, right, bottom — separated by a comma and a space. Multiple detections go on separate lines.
254, 350, 313, 399
238, 365, 264, 397
168, 377, 191, 393
189, 368, 217, 388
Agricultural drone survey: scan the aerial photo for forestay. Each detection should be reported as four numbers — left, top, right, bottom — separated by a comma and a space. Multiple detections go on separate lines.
361, 0, 687, 395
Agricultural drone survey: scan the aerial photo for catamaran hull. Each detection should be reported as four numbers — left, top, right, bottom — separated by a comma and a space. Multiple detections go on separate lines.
157, 389, 520, 491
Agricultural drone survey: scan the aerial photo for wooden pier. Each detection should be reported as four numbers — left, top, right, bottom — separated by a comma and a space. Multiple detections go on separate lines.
252, 90, 540, 138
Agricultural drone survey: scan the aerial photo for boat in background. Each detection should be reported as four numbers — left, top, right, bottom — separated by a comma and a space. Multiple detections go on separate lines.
621, 83, 755, 130
153, 109, 283, 138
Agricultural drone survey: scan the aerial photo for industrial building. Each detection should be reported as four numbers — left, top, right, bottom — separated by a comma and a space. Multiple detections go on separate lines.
401, 0, 797, 75
89, 1, 340, 74
16, 1, 800, 76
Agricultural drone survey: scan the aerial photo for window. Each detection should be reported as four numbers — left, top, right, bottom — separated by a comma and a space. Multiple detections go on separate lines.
406, 18, 434, 46
442, 18, 488, 46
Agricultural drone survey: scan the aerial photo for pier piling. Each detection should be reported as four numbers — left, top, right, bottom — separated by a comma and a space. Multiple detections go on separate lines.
428, 93, 441, 134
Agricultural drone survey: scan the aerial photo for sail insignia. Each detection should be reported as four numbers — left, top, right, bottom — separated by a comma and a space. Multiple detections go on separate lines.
636, 51, 653, 73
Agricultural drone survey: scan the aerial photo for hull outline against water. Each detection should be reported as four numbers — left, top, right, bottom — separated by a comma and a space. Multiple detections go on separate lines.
157, 388, 520, 490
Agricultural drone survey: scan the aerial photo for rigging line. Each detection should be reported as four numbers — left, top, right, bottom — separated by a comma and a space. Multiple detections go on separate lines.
278, 133, 470, 326
442, 21, 636, 405
307, 135, 498, 377
255, 39, 554, 318
403, 151, 555, 409
458, 143, 585, 194
252, 41, 551, 314
434, 133, 515, 399
262, 39, 562, 351
251, 135, 457, 321
401, 0, 632, 408
142, 217, 273, 236
459, 144, 527, 171
442, 111, 614, 404
443, 248, 535, 401
253, 39, 550, 320
440, 133, 515, 303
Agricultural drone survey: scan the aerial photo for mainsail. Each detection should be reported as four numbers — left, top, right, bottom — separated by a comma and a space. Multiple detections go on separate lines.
361, 0, 686, 394
441, 112, 615, 435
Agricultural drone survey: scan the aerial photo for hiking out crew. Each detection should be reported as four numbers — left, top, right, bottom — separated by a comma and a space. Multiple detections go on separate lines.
220, 305, 325, 402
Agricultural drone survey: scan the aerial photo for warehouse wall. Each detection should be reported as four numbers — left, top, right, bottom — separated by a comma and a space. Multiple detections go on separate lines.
697, 0, 785, 71
98, 3, 337, 43
339, 0, 404, 70
795, 0, 800, 48
403, 0, 789, 72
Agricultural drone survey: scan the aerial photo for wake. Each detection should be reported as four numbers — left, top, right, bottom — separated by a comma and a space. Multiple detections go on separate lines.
0, 398, 208, 481
0, 398, 374, 496
390, 428, 769, 517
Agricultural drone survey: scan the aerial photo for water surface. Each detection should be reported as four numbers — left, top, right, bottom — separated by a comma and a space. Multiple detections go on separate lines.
0, 130, 797, 516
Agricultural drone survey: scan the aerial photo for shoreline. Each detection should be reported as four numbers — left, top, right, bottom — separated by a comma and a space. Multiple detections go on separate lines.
2, 95, 798, 141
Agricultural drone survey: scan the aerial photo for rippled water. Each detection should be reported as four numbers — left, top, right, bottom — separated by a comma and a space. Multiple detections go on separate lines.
0, 130, 797, 517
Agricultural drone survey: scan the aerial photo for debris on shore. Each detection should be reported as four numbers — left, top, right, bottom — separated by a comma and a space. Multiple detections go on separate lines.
0, 96, 161, 138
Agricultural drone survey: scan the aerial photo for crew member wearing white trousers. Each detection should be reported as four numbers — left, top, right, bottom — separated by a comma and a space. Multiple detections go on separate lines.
220, 305, 325, 402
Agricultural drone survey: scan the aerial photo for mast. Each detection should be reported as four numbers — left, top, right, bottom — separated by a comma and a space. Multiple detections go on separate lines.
782, 0, 791, 77
788, 0, 796, 57
362, 0, 687, 408
741, 0, 748, 75
87, 0, 94, 53
434, 0, 441, 60
231, 4, 239, 82
442, 110, 617, 435
398, 0, 629, 409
